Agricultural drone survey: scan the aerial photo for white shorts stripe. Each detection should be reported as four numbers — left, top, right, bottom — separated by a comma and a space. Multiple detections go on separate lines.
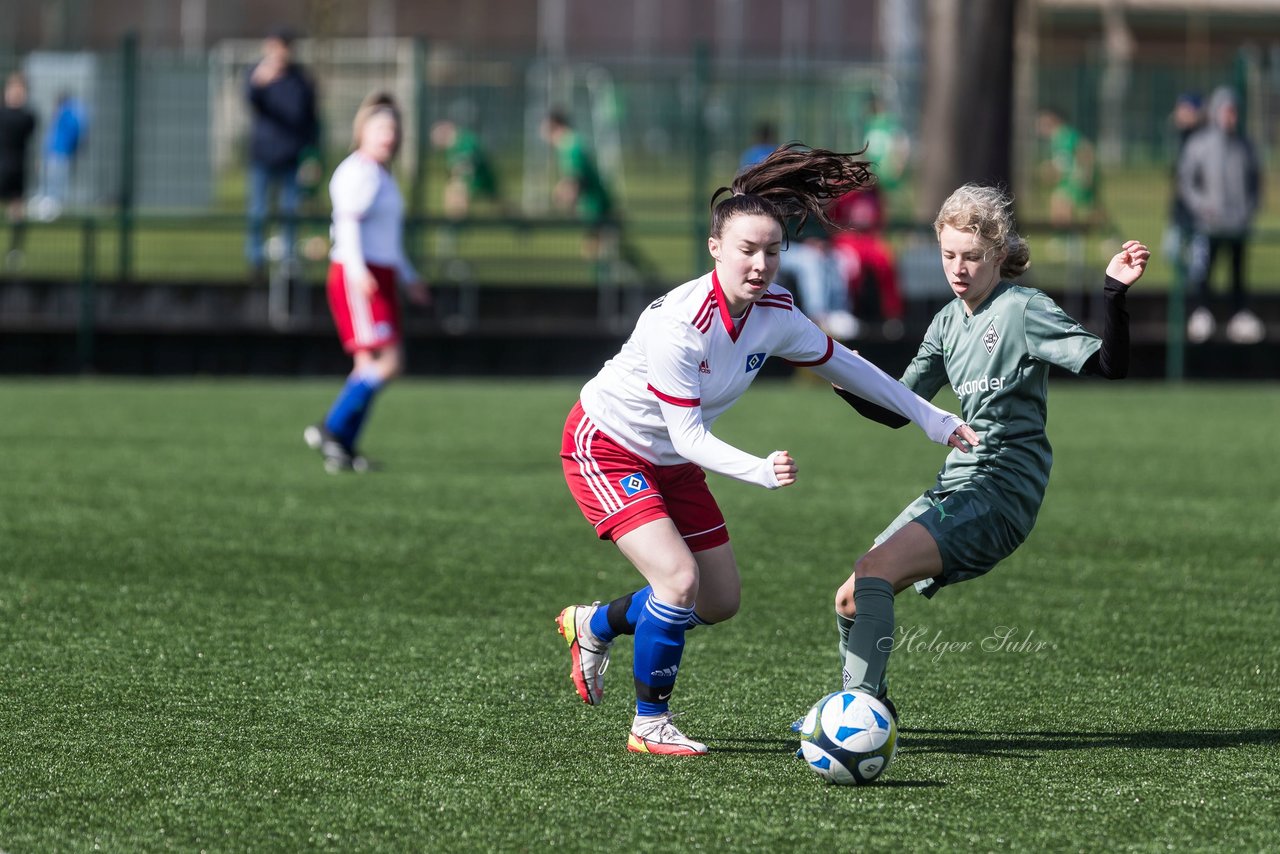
591, 493, 663, 531
346, 277, 375, 345
573, 415, 624, 514
680, 522, 726, 542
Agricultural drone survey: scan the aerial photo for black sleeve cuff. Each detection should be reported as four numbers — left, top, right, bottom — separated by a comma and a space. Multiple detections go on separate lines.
1084, 275, 1131, 379
832, 385, 911, 428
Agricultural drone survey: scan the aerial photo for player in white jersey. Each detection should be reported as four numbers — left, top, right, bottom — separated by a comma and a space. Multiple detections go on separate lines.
555, 144, 981, 755
303, 92, 429, 473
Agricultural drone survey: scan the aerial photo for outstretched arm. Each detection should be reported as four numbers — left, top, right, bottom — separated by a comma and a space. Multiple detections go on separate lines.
1083, 240, 1148, 379
831, 385, 911, 429
812, 345, 978, 451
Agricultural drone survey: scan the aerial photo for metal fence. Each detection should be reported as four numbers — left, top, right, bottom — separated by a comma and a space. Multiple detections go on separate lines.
1, 36, 1276, 290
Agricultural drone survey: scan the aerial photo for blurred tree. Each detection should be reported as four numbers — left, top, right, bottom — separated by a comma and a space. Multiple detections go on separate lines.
915, 0, 1019, 221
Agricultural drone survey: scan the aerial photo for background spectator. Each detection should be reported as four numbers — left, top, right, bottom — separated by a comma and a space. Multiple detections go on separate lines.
1037, 106, 1099, 228
541, 108, 613, 229
430, 118, 503, 220
541, 108, 632, 275
245, 27, 318, 276
860, 93, 910, 202
32, 90, 84, 221
829, 186, 904, 339
0, 72, 36, 268
739, 128, 854, 337
739, 120, 779, 171
1179, 85, 1264, 344
1164, 91, 1203, 263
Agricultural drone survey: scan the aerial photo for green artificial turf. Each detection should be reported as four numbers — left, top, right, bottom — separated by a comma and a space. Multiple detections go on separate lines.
1, 378, 1277, 851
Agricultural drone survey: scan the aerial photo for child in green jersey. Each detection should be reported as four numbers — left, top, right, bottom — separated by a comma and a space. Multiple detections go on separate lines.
430, 119, 502, 220
1037, 107, 1099, 227
826, 184, 1148, 722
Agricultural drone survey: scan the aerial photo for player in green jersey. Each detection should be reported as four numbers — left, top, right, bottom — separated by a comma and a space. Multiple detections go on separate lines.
1037, 107, 1098, 227
430, 119, 502, 220
826, 184, 1149, 721
541, 109, 614, 228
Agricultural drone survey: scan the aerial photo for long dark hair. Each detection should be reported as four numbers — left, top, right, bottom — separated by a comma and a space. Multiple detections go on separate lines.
710, 142, 873, 239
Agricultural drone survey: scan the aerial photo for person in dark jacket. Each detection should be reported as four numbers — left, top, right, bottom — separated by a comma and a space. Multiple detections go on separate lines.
0, 72, 36, 267
245, 28, 318, 274
1164, 92, 1203, 263
1178, 86, 1264, 344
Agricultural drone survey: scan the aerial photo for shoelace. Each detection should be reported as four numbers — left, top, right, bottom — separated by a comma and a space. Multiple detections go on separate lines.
578, 616, 611, 676
638, 710, 686, 739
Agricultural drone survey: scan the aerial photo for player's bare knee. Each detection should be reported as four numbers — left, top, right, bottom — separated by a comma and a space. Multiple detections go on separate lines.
380, 352, 404, 380
835, 579, 857, 617
654, 559, 700, 606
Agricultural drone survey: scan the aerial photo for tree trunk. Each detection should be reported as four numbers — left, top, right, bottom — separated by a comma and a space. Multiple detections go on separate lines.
915, 0, 1020, 222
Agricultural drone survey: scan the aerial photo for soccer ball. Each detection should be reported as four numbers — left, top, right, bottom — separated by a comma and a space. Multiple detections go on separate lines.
797, 690, 897, 785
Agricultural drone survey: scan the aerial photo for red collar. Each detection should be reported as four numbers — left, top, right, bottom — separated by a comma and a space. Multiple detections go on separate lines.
711, 270, 751, 342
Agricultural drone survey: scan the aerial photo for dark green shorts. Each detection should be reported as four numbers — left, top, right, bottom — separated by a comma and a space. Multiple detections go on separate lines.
874, 484, 1037, 598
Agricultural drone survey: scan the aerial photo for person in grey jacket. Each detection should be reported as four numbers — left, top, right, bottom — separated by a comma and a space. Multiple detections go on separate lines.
1178, 86, 1264, 344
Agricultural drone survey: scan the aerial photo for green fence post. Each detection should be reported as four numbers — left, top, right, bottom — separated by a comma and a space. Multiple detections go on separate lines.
78, 217, 97, 372
1166, 249, 1186, 381
118, 32, 137, 282
411, 39, 429, 221
408, 38, 430, 273
690, 42, 710, 279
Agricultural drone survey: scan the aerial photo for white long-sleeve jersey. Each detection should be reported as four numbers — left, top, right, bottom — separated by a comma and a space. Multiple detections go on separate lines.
328, 152, 419, 285
579, 271, 964, 489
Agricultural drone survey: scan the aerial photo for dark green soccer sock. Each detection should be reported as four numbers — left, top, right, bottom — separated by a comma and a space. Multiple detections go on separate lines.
837, 611, 889, 696
841, 577, 895, 694
836, 610, 855, 664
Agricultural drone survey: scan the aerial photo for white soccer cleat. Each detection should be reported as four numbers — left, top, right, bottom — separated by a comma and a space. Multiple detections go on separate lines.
555, 603, 611, 705
1226, 309, 1265, 345
1187, 307, 1215, 344
303, 424, 325, 450
627, 711, 708, 756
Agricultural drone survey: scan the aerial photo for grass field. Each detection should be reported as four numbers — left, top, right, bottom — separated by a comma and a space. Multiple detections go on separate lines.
2, 378, 1278, 851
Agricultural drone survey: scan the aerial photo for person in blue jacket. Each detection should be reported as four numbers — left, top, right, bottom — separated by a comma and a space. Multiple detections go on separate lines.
34, 91, 84, 220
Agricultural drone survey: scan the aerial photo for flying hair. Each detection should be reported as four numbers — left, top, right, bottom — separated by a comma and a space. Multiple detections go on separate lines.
933, 184, 1031, 279
709, 142, 873, 239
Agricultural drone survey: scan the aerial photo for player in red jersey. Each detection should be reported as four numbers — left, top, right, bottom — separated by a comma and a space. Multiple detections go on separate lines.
303, 92, 429, 473
555, 144, 981, 754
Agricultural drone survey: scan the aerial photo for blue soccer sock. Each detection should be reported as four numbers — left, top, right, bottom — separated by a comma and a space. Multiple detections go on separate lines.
323, 369, 384, 451
592, 586, 710, 643
632, 595, 694, 716
841, 577, 895, 695
590, 586, 649, 643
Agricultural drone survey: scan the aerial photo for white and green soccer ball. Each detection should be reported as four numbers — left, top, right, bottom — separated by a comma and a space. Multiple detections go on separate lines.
797, 690, 898, 785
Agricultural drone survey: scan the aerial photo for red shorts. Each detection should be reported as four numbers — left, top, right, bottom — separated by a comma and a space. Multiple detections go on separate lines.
560, 401, 729, 552
327, 262, 402, 353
